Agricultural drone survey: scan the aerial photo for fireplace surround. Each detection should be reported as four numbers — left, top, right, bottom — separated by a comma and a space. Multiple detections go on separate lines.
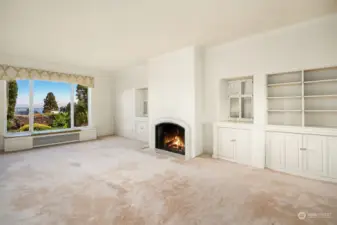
150, 118, 191, 160
156, 123, 185, 155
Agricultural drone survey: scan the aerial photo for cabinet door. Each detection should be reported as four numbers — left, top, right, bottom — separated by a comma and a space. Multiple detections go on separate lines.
266, 132, 285, 170
302, 135, 327, 177
218, 128, 235, 160
135, 121, 148, 142
284, 133, 302, 172
326, 137, 337, 179
235, 129, 251, 165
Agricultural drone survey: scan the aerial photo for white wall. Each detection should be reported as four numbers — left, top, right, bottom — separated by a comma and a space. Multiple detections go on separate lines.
148, 46, 203, 158
0, 54, 114, 148
204, 14, 337, 165
91, 75, 114, 137
114, 64, 148, 139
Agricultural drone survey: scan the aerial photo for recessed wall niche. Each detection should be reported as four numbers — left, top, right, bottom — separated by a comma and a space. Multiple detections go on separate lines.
267, 66, 337, 128
135, 88, 148, 117
219, 77, 254, 123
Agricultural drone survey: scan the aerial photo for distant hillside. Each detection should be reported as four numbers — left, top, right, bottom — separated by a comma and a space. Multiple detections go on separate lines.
15, 107, 45, 115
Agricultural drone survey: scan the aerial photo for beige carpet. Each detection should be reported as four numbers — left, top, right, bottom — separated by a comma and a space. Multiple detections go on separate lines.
0, 136, 336, 225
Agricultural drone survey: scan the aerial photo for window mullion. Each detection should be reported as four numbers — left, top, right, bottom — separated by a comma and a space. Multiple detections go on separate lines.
71, 84, 75, 129
3, 81, 7, 134
29, 80, 34, 133
88, 88, 92, 127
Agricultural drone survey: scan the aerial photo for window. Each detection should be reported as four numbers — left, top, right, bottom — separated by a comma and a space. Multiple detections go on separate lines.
6, 80, 91, 134
6, 80, 30, 132
74, 84, 89, 127
33, 80, 72, 131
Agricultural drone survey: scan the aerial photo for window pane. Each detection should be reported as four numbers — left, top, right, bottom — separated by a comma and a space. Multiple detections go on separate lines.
229, 97, 240, 118
33, 80, 71, 131
74, 84, 88, 127
241, 97, 253, 119
7, 80, 30, 132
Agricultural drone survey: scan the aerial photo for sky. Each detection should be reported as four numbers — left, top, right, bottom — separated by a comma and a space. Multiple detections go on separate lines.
16, 80, 77, 108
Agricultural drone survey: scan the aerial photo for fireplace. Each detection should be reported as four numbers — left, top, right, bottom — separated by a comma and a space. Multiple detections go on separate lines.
155, 123, 185, 155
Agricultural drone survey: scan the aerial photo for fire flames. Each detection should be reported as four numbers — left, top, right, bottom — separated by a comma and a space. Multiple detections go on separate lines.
164, 134, 185, 151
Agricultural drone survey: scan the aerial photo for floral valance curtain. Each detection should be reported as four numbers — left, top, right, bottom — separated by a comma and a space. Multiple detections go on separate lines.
0, 64, 94, 88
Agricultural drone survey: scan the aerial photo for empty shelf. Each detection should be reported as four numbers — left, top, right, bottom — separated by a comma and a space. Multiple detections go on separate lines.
304, 95, 337, 98
268, 110, 301, 112
268, 81, 302, 87
304, 78, 337, 84
305, 110, 337, 112
267, 96, 302, 99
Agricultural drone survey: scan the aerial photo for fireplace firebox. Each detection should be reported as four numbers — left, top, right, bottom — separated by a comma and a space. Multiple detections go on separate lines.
155, 123, 185, 155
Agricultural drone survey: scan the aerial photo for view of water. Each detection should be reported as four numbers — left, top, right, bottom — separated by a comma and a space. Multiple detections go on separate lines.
15, 107, 44, 115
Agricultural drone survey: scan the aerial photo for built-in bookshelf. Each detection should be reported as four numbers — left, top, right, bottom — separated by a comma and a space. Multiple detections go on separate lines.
219, 77, 253, 122
267, 66, 337, 128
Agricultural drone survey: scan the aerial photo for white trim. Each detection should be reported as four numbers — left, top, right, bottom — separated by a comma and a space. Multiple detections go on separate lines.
4, 127, 92, 138
29, 80, 34, 132
3, 81, 7, 134
301, 70, 305, 127
150, 117, 191, 160
135, 117, 149, 122
88, 88, 92, 127
70, 84, 75, 128
215, 121, 254, 130
265, 125, 337, 136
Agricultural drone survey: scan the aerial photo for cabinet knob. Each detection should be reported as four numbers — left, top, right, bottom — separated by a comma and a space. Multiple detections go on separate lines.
300, 148, 306, 151
230, 139, 236, 142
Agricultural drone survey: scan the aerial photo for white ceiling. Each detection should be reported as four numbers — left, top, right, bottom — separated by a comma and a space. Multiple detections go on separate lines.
1, 0, 337, 72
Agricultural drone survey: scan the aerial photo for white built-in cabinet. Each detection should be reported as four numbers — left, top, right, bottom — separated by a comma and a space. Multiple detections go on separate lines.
134, 119, 148, 142
213, 66, 337, 183
327, 137, 337, 179
215, 77, 253, 167
214, 125, 252, 166
265, 66, 337, 182
266, 132, 337, 182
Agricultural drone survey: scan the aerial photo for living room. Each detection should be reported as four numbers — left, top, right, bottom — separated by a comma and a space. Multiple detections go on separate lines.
1, 1, 337, 224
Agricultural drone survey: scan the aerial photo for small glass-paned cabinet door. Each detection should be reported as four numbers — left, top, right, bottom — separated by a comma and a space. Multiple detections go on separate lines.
241, 79, 253, 120
228, 81, 241, 96
241, 97, 253, 119
241, 79, 253, 95
230, 97, 240, 118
